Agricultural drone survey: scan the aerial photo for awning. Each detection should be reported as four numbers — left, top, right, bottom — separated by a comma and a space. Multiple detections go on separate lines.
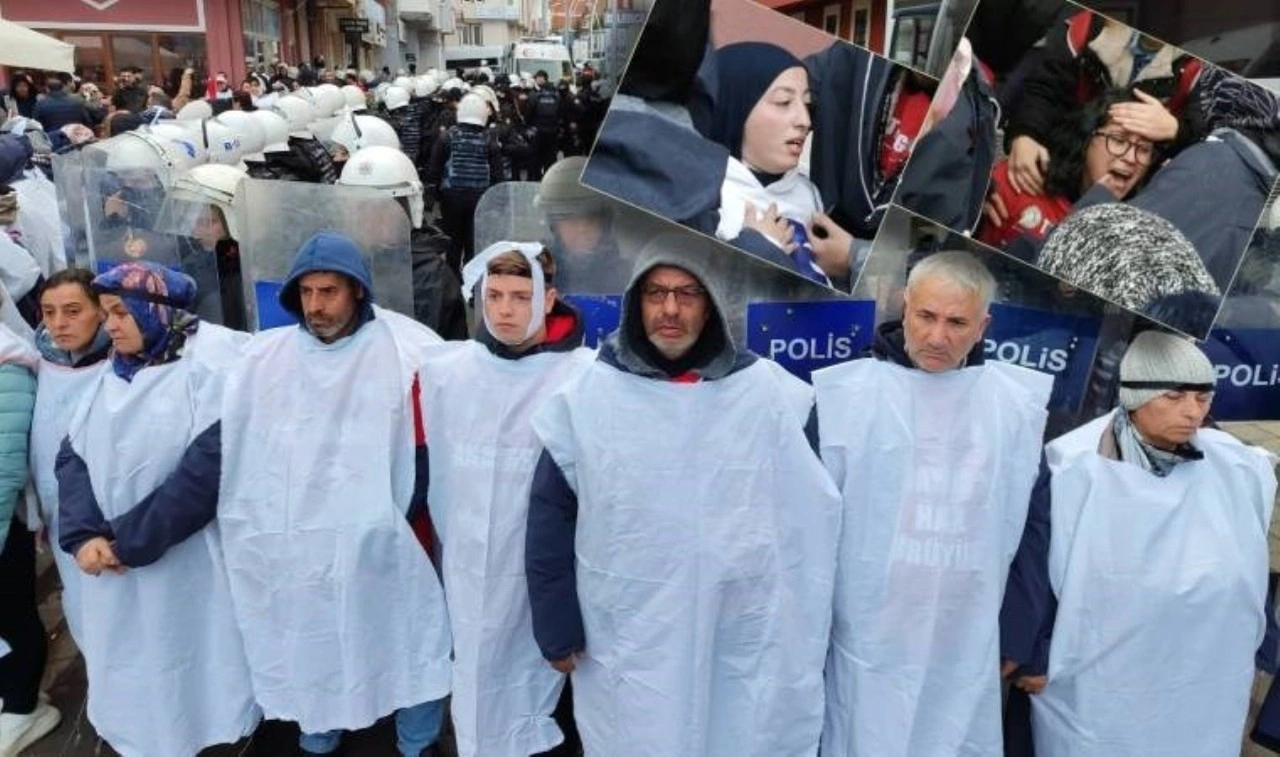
0, 19, 75, 73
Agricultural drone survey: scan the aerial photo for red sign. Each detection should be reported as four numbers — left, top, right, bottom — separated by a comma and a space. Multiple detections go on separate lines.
2, 0, 205, 30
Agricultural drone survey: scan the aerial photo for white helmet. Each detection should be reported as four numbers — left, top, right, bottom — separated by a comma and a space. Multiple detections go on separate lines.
248, 109, 290, 153
457, 93, 489, 127
337, 145, 425, 228
330, 113, 401, 155
198, 118, 244, 166
471, 85, 500, 115
99, 131, 199, 186
141, 122, 209, 166
215, 110, 266, 160
478, 66, 494, 82
177, 99, 213, 121
273, 95, 316, 138
507, 73, 521, 87
413, 76, 436, 99
441, 77, 467, 93
383, 85, 411, 112
169, 163, 248, 240
313, 83, 346, 118
341, 84, 367, 112
393, 76, 414, 91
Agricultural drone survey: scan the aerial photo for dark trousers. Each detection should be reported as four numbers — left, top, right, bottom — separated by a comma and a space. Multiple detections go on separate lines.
535, 130, 560, 175
0, 516, 47, 714
438, 189, 485, 278
533, 678, 582, 756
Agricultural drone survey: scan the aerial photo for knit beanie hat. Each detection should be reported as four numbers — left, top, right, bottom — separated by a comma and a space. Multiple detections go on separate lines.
1118, 330, 1217, 410
1038, 204, 1220, 316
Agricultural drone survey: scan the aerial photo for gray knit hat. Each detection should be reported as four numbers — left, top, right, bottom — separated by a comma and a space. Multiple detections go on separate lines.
1118, 330, 1217, 410
1038, 204, 1220, 314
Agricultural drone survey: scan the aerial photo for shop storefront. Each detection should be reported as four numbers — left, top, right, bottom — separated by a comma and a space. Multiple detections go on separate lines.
1, 0, 269, 92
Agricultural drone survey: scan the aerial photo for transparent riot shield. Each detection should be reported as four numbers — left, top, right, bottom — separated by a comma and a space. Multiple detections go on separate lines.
474, 180, 845, 347
81, 133, 192, 278
853, 205, 1113, 435
51, 149, 90, 268
239, 179, 413, 331
152, 193, 242, 329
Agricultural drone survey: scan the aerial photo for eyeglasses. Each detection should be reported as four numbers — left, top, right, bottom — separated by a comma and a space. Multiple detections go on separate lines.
641, 285, 707, 306
1092, 131, 1154, 164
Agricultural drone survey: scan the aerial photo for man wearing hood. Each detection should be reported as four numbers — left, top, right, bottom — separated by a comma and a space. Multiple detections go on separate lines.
421, 242, 592, 757
813, 250, 1054, 757
525, 232, 842, 756
215, 232, 453, 757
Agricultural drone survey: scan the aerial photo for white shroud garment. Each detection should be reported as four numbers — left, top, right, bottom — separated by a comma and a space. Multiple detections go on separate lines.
1032, 410, 1276, 757
532, 357, 841, 757
813, 358, 1052, 757
421, 339, 594, 757
30, 357, 102, 642
217, 308, 453, 734
65, 324, 259, 757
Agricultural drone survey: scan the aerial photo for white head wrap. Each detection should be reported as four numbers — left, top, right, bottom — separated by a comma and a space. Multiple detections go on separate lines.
462, 240, 548, 344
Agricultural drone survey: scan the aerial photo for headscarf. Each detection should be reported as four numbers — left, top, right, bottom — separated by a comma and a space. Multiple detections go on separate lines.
91, 261, 200, 381
709, 42, 806, 160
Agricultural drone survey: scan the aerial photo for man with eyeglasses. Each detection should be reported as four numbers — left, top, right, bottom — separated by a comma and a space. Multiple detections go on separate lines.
1029, 330, 1276, 756
814, 250, 1054, 757
525, 231, 841, 756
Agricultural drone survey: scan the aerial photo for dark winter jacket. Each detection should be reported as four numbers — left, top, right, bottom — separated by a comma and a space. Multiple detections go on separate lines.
895, 64, 1000, 234
411, 224, 467, 340
804, 42, 901, 239
33, 90, 92, 131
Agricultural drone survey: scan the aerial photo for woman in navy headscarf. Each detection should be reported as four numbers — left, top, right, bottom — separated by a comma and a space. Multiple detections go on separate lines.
708, 41, 853, 287
54, 261, 258, 757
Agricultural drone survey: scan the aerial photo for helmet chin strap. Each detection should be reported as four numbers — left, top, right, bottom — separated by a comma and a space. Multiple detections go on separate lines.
462, 241, 547, 344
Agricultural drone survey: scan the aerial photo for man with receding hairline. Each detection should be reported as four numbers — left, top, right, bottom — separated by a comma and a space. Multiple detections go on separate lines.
814, 250, 1054, 757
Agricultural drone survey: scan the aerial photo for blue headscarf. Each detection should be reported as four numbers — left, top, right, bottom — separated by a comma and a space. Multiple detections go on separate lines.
91, 261, 200, 382
709, 42, 807, 160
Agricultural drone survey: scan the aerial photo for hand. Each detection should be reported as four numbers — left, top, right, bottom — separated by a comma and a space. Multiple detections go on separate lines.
1108, 89, 1178, 143
1007, 135, 1049, 195
549, 652, 580, 674
982, 190, 1009, 229
1015, 675, 1047, 694
103, 192, 127, 219
743, 202, 796, 253
1000, 659, 1018, 679
807, 211, 853, 281
75, 537, 123, 576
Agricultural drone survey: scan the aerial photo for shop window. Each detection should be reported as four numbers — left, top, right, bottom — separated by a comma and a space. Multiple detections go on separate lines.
111, 34, 157, 86
156, 34, 208, 94
61, 34, 108, 88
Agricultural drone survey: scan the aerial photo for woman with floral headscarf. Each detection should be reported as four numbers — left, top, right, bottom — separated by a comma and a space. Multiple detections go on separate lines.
54, 261, 258, 756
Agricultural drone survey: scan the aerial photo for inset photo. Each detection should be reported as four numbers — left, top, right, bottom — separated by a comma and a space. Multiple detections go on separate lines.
894, 0, 1280, 338
581, 0, 941, 293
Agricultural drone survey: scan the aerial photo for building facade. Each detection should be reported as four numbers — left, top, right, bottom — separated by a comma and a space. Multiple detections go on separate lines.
0, 0, 405, 92
756, 0, 889, 56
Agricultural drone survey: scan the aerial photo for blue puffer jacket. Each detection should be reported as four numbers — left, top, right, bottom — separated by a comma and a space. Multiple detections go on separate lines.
0, 363, 36, 549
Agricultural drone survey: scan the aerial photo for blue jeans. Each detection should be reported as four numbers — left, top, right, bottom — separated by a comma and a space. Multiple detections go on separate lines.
298, 697, 447, 756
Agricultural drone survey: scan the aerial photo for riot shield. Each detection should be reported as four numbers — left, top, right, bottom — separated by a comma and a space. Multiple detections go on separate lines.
152, 193, 242, 328
474, 180, 847, 346
238, 179, 413, 331
852, 205, 1113, 434
81, 132, 193, 277
51, 149, 89, 268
